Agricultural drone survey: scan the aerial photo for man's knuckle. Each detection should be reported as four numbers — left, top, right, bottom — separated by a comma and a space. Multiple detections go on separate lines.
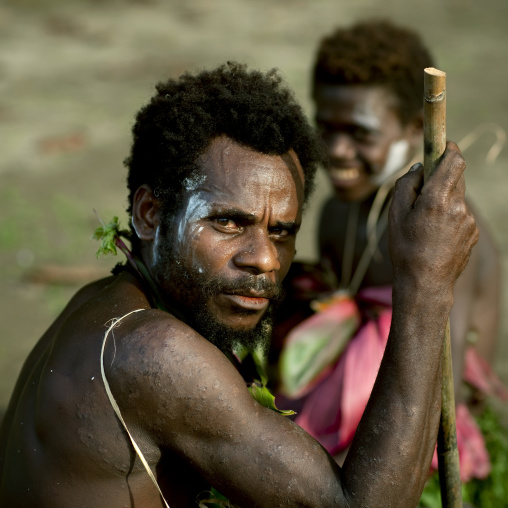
449, 200, 467, 218
423, 194, 446, 213
450, 152, 466, 173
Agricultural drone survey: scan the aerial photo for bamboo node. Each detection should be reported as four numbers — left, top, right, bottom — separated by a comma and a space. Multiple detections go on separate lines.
425, 91, 445, 103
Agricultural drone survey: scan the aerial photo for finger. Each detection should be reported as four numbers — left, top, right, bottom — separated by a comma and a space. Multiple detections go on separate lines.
391, 162, 424, 212
424, 141, 466, 194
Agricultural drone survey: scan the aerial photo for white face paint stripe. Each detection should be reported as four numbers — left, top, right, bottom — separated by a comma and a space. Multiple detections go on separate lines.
177, 193, 211, 245
152, 191, 211, 275
372, 139, 410, 186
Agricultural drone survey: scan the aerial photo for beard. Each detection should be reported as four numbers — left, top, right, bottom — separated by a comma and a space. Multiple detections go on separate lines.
151, 229, 284, 357
186, 298, 275, 358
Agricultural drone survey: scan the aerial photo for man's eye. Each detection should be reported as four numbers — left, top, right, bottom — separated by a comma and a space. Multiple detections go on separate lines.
214, 218, 238, 230
271, 227, 291, 239
352, 127, 374, 142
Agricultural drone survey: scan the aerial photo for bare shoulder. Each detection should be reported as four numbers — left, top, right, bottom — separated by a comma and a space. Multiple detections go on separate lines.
104, 310, 345, 507
104, 308, 252, 422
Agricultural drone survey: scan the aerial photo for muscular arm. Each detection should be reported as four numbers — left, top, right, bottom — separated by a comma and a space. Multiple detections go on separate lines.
109, 145, 477, 507
341, 147, 476, 505
108, 311, 345, 507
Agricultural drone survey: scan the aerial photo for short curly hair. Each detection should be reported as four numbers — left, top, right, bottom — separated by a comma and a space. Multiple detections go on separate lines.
312, 20, 434, 124
125, 62, 323, 226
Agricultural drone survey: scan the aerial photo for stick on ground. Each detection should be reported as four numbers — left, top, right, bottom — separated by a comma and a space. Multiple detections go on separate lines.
423, 67, 463, 508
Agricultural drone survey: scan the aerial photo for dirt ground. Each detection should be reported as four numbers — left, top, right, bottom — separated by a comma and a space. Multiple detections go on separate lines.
1, 0, 508, 422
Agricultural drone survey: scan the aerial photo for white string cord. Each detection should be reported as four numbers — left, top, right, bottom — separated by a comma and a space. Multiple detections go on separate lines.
100, 309, 171, 508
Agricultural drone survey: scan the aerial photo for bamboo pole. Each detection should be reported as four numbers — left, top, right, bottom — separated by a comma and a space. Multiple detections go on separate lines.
423, 67, 462, 508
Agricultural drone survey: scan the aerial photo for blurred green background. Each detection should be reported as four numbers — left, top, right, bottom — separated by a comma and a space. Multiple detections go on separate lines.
1, 0, 508, 418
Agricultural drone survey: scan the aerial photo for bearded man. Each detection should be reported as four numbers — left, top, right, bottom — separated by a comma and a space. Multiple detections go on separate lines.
0, 62, 478, 507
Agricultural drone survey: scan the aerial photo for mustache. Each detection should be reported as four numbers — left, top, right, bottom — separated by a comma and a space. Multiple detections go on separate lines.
201, 274, 285, 302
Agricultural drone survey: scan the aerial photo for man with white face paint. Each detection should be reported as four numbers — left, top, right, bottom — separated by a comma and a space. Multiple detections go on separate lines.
0, 62, 479, 507
272, 20, 503, 496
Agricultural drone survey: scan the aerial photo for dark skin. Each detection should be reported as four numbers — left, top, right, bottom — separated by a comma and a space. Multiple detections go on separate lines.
315, 84, 501, 401
0, 135, 477, 507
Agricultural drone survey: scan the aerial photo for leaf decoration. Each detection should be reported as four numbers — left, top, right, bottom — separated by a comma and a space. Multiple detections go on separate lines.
92, 214, 131, 259
249, 382, 295, 415
197, 488, 241, 508
233, 343, 294, 415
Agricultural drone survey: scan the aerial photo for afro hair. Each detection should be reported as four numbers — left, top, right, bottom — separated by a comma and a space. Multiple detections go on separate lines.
125, 61, 324, 224
312, 20, 434, 124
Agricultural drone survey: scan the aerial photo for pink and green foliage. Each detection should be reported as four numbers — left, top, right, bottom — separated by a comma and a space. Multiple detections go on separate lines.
279, 294, 360, 398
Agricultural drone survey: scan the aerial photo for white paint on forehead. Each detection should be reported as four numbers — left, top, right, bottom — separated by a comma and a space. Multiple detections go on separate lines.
351, 99, 382, 131
183, 173, 206, 192
372, 139, 410, 186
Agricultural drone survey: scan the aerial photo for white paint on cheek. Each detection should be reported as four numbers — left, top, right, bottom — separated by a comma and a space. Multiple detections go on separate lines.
177, 194, 210, 244
176, 194, 211, 272
152, 226, 164, 265
372, 139, 409, 186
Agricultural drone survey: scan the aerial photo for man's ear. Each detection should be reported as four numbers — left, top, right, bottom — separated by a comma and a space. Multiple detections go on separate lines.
131, 185, 161, 241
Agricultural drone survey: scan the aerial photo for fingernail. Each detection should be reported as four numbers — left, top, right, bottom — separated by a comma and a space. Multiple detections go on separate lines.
409, 162, 423, 172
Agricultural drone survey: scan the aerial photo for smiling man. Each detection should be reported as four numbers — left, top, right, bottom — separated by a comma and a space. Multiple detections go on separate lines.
0, 62, 478, 507
271, 20, 502, 490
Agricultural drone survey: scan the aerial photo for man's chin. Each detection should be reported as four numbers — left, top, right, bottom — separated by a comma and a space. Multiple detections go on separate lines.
334, 183, 378, 203
214, 310, 266, 332
192, 305, 273, 357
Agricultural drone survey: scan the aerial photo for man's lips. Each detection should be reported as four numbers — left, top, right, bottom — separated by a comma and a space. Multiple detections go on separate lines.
222, 293, 270, 311
328, 167, 362, 187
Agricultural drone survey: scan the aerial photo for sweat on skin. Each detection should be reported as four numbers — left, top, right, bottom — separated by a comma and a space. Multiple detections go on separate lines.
147, 136, 306, 336
0, 131, 478, 508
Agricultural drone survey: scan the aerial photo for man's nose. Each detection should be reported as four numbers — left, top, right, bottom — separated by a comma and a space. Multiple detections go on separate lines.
233, 230, 280, 275
328, 132, 356, 161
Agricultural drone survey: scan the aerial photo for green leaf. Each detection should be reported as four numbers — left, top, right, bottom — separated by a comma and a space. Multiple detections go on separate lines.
197, 487, 241, 507
249, 382, 295, 416
92, 214, 131, 259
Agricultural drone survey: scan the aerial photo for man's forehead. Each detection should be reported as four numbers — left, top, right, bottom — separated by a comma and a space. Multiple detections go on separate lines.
183, 136, 305, 219
315, 84, 400, 121
198, 136, 304, 187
